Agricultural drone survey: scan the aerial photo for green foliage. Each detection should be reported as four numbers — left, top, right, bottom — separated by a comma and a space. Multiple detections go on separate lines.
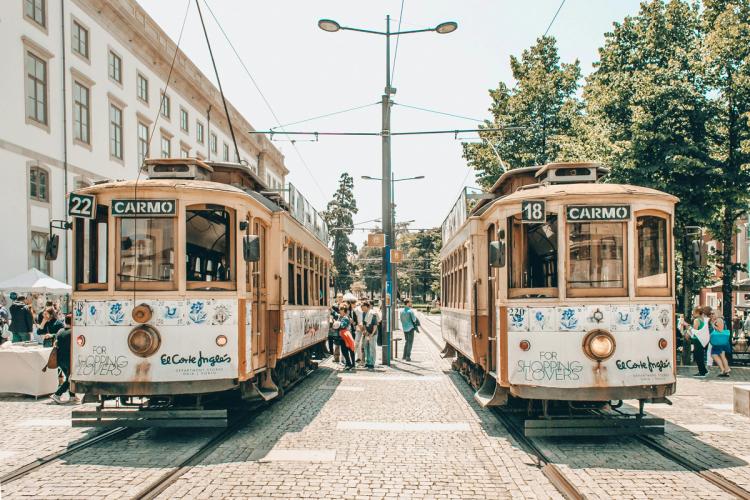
463, 36, 582, 188
396, 228, 442, 301
356, 240, 383, 297
320, 173, 358, 293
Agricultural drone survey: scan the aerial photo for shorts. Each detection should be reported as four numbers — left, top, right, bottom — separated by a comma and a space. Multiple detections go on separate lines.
711, 345, 729, 356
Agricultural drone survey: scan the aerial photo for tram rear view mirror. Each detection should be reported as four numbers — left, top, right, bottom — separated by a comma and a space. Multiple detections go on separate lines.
243, 235, 261, 262
45, 234, 59, 261
489, 240, 506, 268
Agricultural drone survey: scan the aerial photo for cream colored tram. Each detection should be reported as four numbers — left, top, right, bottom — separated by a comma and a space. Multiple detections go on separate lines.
440, 163, 677, 425
59, 159, 331, 427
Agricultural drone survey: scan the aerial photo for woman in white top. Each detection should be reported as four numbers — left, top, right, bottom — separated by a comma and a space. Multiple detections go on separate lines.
680, 306, 710, 377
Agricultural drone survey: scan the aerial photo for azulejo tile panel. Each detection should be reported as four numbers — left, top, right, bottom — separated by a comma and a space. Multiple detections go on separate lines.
558, 306, 585, 332
528, 308, 555, 332
507, 307, 528, 332
73, 298, 238, 327
506, 304, 672, 334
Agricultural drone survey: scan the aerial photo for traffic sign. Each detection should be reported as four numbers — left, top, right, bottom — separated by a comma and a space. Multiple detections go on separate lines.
368, 232, 385, 247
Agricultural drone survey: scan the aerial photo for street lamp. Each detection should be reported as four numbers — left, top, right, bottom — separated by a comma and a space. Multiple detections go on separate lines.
320, 15, 456, 366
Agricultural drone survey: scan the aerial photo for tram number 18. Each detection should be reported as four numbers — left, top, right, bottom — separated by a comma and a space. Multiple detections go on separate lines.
521, 200, 545, 223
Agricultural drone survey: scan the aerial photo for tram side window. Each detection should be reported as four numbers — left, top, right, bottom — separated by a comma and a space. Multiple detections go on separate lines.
186, 206, 234, 287
288, 243, 295, 305
118, 217, 175, 287
508, 214, 558, 297
567, 221, 626, 296
75, 205, 108, 289
637, 215, 669, 292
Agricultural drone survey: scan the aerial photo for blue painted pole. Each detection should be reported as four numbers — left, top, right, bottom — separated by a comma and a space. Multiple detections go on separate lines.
385, 244, 392, 366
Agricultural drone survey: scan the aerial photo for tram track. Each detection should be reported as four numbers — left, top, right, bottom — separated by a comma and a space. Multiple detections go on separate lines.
417, 311, 750, 500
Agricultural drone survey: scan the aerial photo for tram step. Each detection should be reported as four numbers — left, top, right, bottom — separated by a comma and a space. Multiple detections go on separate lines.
524, 417, 665, 437
71, 408, 228, 428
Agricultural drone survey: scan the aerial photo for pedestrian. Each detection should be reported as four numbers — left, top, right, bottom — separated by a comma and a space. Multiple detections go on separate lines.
399, 299, 420, 362
37, 300, 54, 325
38, 306, 64, 347
51, 315, 79, 404
360, 301, 378, 369
0, 303, 10, 345
709, 310, 732, 377
680, 306, 710, 377
353, 301, 366, 367
337, 304, 355, 370
328, 303, 341, 362
9, 295, 34, 343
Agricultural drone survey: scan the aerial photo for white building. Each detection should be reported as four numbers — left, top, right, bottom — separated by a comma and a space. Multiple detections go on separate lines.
0, 0, 288, 285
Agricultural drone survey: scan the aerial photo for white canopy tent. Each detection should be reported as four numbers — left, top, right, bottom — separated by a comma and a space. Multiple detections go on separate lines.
0, 268, 71, 294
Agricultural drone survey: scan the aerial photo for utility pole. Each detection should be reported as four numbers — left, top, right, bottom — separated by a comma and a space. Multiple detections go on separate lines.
381, 14, 394, 366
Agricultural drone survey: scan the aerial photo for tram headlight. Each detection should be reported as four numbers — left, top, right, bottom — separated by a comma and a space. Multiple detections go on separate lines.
76, 335, 85, 347
127, 324, 161, 358
519, 340, 531, 351
582, 329, 616, 361
658, 338, 668, 350
216, 335, 228, 347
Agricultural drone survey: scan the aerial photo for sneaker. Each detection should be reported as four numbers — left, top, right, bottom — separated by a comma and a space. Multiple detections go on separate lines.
718, 373, 729, 378
692, 373, 707, 378
50, 394, 63, 404
68, 396, 82, 404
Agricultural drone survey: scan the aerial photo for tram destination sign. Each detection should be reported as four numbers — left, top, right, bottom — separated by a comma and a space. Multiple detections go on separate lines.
566, 205, 631, 222
112, 199, 176, 217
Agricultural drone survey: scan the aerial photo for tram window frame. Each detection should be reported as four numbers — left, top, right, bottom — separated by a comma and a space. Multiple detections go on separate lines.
566, 220, 628, 298
635, 210, 671, 297
74, 204, 108, 291
507, 213, 559, 299
250, 221, 266, 292
115, 215, 176, 291
185, 204, 236, 291
287, 240, 296, 305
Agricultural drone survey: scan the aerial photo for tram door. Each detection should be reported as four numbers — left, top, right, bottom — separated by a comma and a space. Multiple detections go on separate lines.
486, 224, 497, 374
251, 222, 268, 369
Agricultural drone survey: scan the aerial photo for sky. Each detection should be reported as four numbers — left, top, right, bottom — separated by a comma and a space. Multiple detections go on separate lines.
139, 0, 643, 247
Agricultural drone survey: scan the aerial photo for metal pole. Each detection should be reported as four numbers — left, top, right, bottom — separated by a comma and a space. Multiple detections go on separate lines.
382, 15, 393, 365
391, 172, 398, 331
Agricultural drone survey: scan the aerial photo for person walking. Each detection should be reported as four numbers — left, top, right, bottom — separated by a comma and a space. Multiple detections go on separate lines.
328, 303, 341, 362
337, 304, 356, 370
399, 299, 419, 362
51, 315, 79, 404
680, 306, 710, 377
709, 310, 732, 377
361, 301, 378, 369
353, 301, 366, 367
9, 295, 34, 343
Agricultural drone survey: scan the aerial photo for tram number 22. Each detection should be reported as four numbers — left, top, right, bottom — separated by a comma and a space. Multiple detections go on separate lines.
68, 193, 96, 219
521, 200, 546, 223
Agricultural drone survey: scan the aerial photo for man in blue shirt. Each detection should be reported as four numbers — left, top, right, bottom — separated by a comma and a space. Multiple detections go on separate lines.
399, 299, 419, 362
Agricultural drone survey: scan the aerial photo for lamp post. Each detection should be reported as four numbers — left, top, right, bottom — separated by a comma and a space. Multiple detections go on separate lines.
320, 16, 456, 365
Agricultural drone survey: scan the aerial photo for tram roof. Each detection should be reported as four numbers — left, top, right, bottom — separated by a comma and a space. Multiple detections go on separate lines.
494, 182, 679, 204
77, 178, 250, 196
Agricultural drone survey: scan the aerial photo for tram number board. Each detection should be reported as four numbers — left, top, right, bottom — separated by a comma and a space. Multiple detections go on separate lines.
68, 193, 96, 219
521, 200, 546, 223
567, 205, 630, 222
112, 199, 176, 217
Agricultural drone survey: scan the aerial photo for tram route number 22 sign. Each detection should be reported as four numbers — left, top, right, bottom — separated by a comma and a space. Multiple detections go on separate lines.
68, 193, 96, 219
521, 200, 546, 223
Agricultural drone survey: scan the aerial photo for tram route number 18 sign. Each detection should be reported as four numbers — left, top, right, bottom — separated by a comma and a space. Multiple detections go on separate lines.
68, 193, 96, 219
112, 199, 176, 217
566, 205, 630, 222
521, 200, 546, 223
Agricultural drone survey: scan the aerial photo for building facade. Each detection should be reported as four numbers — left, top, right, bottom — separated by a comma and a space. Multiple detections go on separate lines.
0, 0, 288, 284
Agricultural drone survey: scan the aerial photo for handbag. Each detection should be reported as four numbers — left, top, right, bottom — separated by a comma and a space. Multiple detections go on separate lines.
339, 329, 355, 351
43, 346, 58, 371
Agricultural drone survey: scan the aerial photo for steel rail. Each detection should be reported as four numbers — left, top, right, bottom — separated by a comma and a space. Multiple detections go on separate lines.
0, 426, 135, 484
415, 312, 585, 500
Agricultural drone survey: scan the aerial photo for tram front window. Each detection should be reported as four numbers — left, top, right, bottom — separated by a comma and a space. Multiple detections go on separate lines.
567, 222, 626, 294
637, 214, 669, 290
508, 214, 558, 297
186, 206, 233, 284
75, 205, 108, 289
118, 218, 175, 284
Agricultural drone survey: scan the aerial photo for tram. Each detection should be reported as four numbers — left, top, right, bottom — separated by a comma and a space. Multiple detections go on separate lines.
440, 162, 677, 434
50, 158, 331, 427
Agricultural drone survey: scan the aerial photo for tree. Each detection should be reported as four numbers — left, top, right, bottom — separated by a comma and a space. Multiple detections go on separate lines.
356, 240, 383, 299
703, 0, 750, 321
580, 0, 715, 317
463, 36, 582, 188
396, 228, 442, 302
321, 173, 358, 293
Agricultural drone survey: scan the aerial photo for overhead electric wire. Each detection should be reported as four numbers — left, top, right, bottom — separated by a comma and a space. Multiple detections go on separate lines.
543, 0, 566, 37
270, 102, 380, 131
393, 102, 486, 123
201, 0, 326, 199
252, 126, 520, 137
390, 0, 406, 84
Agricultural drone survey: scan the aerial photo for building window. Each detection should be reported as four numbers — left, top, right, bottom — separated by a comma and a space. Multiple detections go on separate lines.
73, 81, 90, 144
109, 103, 123, 160
160, 92, 170, 119
196, 121, 204, 144
136, 72, 148, 103
25, 51, 47, 125
209, 133, 217, 155
108, 50, 122, 83
71, 20, 89, 59
24, 0, 46, 28
180, 108, 189, 132
160, 134, 171, 158
137, 122, 149, 165
180, 146, 189, 158
223, 143, 229, 161
29, 166, 48, 202
31, 231, 50, 274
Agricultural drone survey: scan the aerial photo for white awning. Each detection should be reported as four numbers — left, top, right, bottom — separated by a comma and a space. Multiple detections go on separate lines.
0, 268, 71, 293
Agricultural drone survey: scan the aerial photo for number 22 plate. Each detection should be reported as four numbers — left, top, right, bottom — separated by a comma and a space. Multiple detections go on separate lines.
68, 193, 96, 219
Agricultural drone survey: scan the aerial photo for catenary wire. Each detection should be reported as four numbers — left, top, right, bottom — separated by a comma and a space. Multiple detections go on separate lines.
543, 0, 566, 37
390, 0, 406, 85
202, 0, 326, 200
270, 102, 380, 131
393, 102, 486, 123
